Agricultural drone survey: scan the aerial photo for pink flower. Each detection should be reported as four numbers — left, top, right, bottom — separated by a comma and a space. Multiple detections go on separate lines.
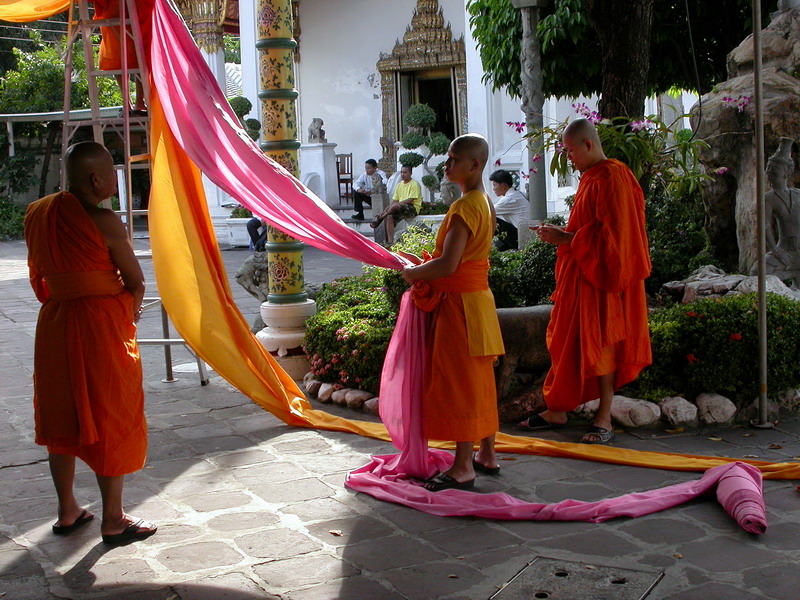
494, 159, 501, 166
532, 154, 542, 163
715, 167, 729, 175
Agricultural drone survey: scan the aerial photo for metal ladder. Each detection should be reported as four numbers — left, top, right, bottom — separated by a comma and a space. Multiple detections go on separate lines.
61, 0, 209, 385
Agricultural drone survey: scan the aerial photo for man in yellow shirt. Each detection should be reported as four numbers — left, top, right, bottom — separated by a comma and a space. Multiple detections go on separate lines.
371, 165, 422, 245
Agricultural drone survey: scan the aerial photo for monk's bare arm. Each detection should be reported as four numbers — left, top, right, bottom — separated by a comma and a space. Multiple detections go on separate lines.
401, 216, 469, 283
535, 223, 573, 245
93, 210, 146, 320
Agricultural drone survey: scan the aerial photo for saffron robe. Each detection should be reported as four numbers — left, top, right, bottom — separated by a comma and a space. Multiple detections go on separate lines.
25, 192, 147, 476
414, 190, 505, 442
93, 0, 154, 71
543, 159, 652, 412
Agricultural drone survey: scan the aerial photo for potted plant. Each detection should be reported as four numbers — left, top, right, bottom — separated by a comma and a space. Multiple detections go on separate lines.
399, 103, 451, 193
226, 204, 254, 247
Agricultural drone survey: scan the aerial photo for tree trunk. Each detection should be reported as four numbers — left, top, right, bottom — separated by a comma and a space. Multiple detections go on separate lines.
38, 123, 59, 198
581, 0, 654, 119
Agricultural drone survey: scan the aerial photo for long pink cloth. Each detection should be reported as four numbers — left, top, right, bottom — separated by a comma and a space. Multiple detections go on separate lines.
149, 0, 405, 271
346, 294, 768, 534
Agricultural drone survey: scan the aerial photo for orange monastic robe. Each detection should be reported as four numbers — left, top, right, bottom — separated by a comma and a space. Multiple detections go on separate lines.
93, 0, 155, 71
543, 159, 651, 412
415, 190, 505, 442
25, 192, 147, 476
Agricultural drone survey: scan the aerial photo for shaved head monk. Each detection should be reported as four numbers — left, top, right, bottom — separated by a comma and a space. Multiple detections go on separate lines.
520, 118, 652, 443
24, 141, 156, 544
401, 133, 505, 490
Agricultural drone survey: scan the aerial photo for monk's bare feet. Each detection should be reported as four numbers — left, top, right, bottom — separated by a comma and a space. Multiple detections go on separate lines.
55, 505, 92, 529
101, 513, 157, 545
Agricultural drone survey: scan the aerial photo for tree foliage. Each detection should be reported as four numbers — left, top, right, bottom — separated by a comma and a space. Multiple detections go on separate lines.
467, 0, 772, 102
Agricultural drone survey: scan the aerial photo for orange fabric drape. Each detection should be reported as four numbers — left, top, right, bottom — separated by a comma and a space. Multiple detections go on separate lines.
0, 0, 68, 21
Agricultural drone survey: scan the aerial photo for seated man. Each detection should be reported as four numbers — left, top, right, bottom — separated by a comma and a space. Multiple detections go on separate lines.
247, 216, 267, 251
371, 165, 422, 245
351, 159, 388, 220
489, 169, 529, 250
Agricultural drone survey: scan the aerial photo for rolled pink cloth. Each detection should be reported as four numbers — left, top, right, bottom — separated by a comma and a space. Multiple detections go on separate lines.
715, 463, 767, 534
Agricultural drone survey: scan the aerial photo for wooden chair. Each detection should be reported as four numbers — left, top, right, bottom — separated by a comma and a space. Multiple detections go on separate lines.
336, 153, 353, 202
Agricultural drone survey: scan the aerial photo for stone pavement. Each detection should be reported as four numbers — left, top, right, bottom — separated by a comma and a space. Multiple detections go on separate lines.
1, 237, 799, 600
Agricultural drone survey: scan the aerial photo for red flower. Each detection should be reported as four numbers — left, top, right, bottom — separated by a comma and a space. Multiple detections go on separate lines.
729, 333, 742, 341
686, 353, 699, 364
686, 311, 696, 317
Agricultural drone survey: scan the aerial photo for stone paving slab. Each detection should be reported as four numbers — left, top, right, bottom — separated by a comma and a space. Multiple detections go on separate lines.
2, 238, 800, 600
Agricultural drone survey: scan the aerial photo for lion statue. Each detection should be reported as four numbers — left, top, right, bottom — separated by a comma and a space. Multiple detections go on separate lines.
308, 118, 326, 143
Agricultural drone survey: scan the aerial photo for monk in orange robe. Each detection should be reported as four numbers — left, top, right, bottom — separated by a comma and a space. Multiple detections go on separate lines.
25, 141, 156, 544
401, 134, 505, 491
520, 118, 651, 444
93, 0, 155, 114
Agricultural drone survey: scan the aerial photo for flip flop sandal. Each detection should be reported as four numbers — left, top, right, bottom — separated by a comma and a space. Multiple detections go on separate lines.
580, 425, 616, 444
423, 472, 475, 492
472, 455, 500, 476
518, 413, 566, 431
370, 217, 383, 229
52, 509, 94, 535
102, 519, 158, 545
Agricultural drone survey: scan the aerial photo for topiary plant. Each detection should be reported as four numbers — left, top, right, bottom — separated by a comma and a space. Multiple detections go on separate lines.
400, 104, 451, 190
244, 118, 261, 141
228, 96, 252, 125
398, 151, 424, 169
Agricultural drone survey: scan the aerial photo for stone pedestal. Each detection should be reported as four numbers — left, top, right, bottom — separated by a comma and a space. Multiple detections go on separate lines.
255, 299, 317, 356
299, 143, 339, 205
371, 191, 390, 215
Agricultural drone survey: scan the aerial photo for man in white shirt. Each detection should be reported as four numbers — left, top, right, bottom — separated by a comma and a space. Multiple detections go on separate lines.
489, 169, 530, 250
351, 158, 388, 220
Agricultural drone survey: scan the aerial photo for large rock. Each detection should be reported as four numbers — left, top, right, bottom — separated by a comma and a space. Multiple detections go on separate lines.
363, 397, 380, 416
692, 10, 800, 273
659, 396, 698, 426
610, 395, 661, 428
695, 393, 737, 425
664, 265, 800, 302
304, 378, 322, 397
345, 389, 374, 410
495, 305, 552, 400
317, 383, 335, 403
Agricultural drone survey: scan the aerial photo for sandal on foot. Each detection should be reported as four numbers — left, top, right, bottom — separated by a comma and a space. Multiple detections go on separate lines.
52, 509, 93, 535
518, 413, 566, 431
581, 425, 615, 445
472, 455, 500, 476
370, 217, 384, 229
424, 473, 475, 492
102, 519, 157, 545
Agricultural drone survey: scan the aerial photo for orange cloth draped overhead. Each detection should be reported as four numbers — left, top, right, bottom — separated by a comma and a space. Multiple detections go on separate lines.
24, 192, 147, 476
413, 190, 505, 442
0, 0, 68, 21
544, 159, 652, 412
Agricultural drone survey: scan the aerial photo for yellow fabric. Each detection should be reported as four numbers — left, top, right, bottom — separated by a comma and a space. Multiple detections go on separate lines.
441, 189, 504, 357
0, 0, 68, 21
392, 179, 422, 214
146, 89, 800, 480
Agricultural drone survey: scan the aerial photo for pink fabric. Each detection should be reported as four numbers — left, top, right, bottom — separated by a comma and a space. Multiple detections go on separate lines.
347, 297, 767, 533
149, 0, 405, 271
715, 464, 767, 534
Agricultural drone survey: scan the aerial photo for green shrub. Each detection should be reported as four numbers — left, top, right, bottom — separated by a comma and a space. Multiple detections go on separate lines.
229, 205, 253, 218
398, 152, 424, 169
645, 184, 714, 295
228, 96, 252, 119
427, 132, 451, 156
403, 103, 436, 130
0, 198, 26, 240
244, 118, 261, 141
631, 293, 800, 402
421, 174, 438, 190
401, 131, 426, 150
304, 271, 396, 393
418, 201, 449, 216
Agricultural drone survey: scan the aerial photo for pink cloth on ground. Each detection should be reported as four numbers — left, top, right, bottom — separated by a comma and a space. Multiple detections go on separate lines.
346, 294, 768, 533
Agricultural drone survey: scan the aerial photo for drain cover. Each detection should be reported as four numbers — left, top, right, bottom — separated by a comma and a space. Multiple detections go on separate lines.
490, 557, 663, 600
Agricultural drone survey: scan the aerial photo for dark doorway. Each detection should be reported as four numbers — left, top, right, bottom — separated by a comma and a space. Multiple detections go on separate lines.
417, 76, 455, 140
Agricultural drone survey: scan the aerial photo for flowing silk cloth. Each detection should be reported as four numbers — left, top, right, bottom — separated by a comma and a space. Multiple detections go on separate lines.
544, 159, 652, 411
2, 0, 794, 529
24, 192, 147, 476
